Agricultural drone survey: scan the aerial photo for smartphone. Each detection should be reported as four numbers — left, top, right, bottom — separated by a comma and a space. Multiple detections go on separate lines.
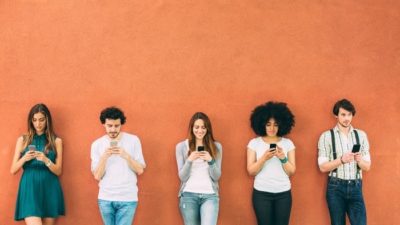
269, 143, 277, 150
197, 146, 205, 151
352, 144, 361, 153
110, 141, 118, 147
28, 145, 36, 151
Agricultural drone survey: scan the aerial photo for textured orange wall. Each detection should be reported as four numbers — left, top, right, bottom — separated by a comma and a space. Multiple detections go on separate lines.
1, 1, 399, 225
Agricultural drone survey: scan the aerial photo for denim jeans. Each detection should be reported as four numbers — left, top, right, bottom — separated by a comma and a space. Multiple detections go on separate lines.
98, 199, 138, 225
179, 192, 219, 225
326, 177, 366, 225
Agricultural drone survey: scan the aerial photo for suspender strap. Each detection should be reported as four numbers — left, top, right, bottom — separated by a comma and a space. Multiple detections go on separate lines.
331, 129, 361, 179
330, 129, 338, 177
354, 130, 361, 179
354, 130, 360, 144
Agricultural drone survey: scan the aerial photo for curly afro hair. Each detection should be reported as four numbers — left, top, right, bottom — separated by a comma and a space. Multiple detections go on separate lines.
250, 101, 295, 137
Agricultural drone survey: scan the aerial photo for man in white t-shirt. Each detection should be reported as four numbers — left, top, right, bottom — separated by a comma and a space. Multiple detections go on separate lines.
91, 107, 146, 225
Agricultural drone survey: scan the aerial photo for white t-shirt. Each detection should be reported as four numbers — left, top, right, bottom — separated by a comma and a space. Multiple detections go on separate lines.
91, 132, 146, 201
248, 137, 295, 193
183, 158, 215, 194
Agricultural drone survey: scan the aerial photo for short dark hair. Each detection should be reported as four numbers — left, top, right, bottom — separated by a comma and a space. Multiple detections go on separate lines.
100, 107, 126, 124
333, 99, 356, 116
250, 101, 295, 137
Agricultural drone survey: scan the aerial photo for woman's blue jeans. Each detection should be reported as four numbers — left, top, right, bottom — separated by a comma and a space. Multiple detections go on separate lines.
179, 192, 219, 225
98, 199, 138, 225
326, 177, 366, 225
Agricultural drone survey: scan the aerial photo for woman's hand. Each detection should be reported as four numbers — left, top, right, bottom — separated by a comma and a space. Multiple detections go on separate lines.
262, 148, 276, 161
199, 151, 213, 162
188, 151, 201, 162
34, 151, 49, 163
21, 150, 36, 162
275, 146, 286, 160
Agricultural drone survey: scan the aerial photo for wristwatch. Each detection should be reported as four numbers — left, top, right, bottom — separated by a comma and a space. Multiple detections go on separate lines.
279, 157, 288, 164
45, 160, 52, 167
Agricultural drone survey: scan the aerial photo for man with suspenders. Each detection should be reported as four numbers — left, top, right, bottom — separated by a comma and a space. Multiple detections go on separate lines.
318, 99, 371, 225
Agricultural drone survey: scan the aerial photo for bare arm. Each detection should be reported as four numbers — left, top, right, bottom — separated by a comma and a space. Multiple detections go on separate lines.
10, 137, 35, 174
319, 152, 354, 173
119, 147, 145, 175
355, 153, 371, 171
278, 148, 296, 176
247, 148, 274, 176
47, 138, 63, 176
92, 148, 112, 181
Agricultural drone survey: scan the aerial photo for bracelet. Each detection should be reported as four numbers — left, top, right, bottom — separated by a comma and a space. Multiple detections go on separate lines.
340, 156, 345, 164
45, 160, 52, 167
207, 159, 215, 165
279, 157, 288, 164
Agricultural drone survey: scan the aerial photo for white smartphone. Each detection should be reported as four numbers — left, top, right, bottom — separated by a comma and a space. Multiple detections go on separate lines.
110, 141, 118, 147
28, 145, 36, 151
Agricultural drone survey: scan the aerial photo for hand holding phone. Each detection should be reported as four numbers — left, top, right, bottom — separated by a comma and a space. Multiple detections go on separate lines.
110, 141, 118, 147
22, 145, 37, 162
352, 144, 361, 153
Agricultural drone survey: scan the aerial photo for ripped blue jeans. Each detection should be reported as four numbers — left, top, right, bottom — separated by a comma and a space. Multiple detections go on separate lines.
98, 199, 137, 225
179, 192, 219, 225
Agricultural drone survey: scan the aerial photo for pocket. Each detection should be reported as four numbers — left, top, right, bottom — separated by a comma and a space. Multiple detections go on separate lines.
97, 200, 112, 214
98, 199, 108, 206
327, 181, 339, 192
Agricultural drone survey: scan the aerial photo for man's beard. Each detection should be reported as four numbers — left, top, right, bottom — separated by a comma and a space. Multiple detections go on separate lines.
108, 132, 119, 138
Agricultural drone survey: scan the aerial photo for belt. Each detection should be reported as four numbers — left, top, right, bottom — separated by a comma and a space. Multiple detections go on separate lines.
328, 176, 361, 185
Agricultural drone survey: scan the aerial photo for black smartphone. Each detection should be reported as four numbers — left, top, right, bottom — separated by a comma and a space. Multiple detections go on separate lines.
352, 144, 361, 153
270, 143, 277, 150
197, 146, 205, 151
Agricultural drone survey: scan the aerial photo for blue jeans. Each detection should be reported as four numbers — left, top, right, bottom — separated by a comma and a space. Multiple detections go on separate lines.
179, 192, 219, 225
98, 199, 138, 225
326, 177, 366, 225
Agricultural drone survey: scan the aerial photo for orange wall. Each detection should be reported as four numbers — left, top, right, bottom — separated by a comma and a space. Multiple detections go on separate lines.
1, 1, 399, 225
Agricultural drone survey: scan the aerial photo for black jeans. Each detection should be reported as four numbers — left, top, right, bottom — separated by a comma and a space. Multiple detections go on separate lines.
326, 177, 366, 225
252, 188, 292, 225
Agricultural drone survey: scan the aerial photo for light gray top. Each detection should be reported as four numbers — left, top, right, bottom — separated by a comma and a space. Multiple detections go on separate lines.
175, 139, 222, 197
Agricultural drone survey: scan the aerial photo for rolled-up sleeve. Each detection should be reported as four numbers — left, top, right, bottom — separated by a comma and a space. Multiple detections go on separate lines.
318, 132, 330, 166
359, 131, 371, 162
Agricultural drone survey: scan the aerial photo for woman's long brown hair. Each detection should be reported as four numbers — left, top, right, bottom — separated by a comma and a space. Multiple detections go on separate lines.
187, 112, 219, 159
22, 103, 57, 155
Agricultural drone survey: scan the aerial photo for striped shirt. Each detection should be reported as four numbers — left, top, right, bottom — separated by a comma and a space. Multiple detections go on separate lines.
318, 125, 371, 180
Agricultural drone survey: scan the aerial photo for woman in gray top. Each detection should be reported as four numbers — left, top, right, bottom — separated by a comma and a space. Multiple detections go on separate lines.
175, 112, 222, 225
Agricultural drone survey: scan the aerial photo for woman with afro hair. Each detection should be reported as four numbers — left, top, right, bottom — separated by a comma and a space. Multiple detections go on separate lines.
247, 101, 296, 225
